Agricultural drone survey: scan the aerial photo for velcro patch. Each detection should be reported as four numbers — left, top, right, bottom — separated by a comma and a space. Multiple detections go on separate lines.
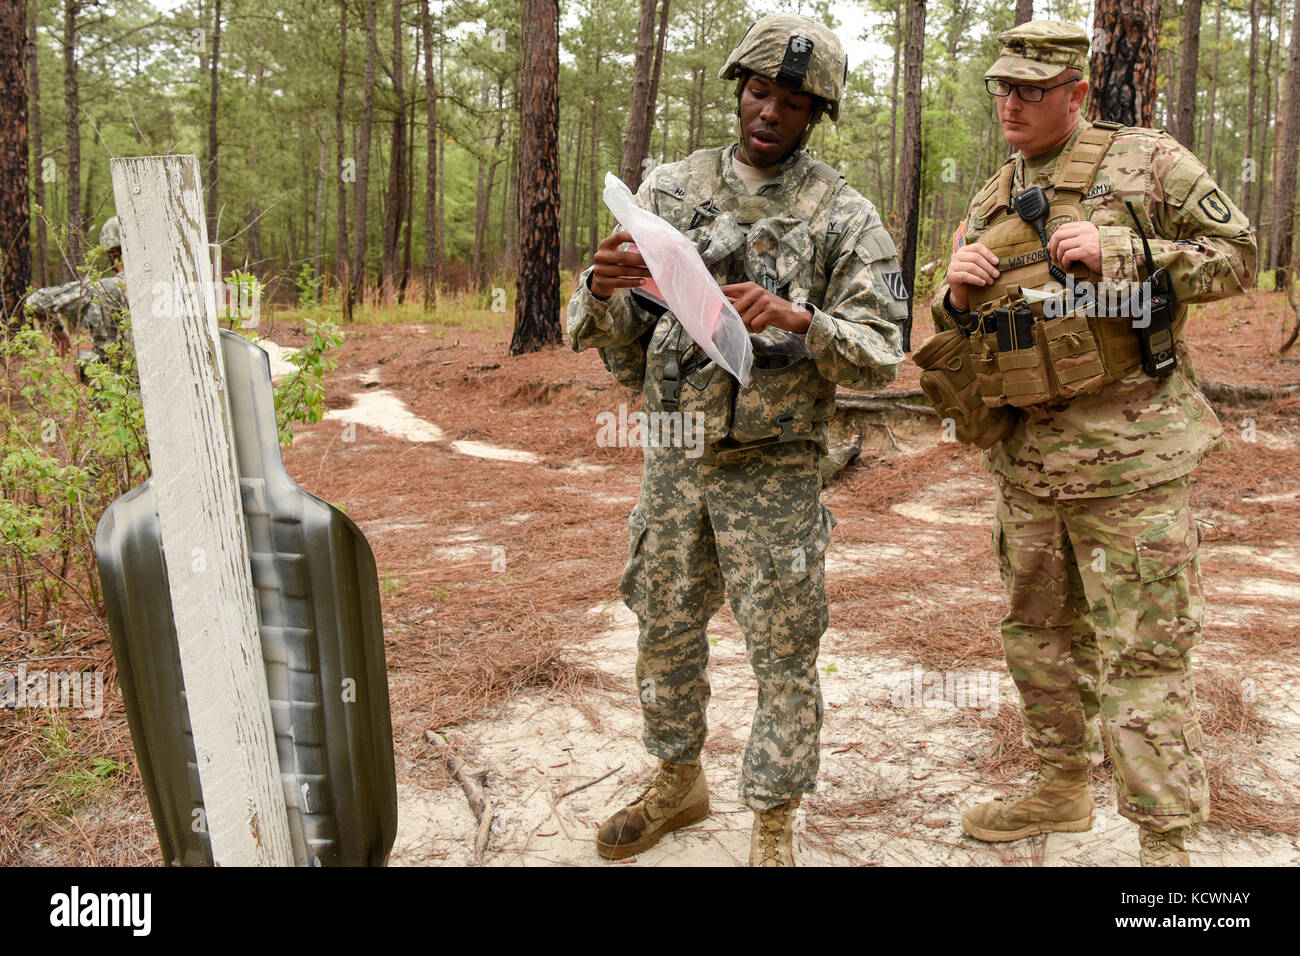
882, 271, 909, 301
1085, 181, 1112, 200
1198, 188, 1231, 224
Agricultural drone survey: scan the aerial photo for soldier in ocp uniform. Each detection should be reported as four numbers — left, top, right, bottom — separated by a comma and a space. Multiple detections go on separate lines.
921, 21, 1256, 865
568, 13, 908, 865
23, 216, 130, 372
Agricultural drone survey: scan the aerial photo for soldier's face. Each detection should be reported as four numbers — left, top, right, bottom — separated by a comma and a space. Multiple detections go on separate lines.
737, 74, 815, 166
995, 72, 1089, 157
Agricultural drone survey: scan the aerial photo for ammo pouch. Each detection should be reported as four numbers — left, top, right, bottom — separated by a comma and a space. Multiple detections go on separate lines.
644, 321, 735, 444
914, 329, 1015, 449
970, 292, 1153, 408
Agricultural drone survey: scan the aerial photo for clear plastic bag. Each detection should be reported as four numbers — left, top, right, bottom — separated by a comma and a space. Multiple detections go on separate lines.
603, 173, 753, 387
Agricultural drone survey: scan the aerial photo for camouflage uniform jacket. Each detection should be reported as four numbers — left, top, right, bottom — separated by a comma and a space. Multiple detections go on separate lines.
24, 273, 129, 344
568, 144, 907, 455
932, 118, 1257, 498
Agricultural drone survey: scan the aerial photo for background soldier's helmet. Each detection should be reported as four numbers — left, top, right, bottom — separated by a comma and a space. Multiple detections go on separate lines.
718, 13, 848, 122
986, 20, 1090, 81
99, 216, 122, 252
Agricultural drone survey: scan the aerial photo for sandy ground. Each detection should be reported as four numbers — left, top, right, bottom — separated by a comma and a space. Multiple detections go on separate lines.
384, 432, 1300, 867
7, 296, 1299, 867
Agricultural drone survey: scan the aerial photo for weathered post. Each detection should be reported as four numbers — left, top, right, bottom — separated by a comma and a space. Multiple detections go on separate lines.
110, 155, 293, 866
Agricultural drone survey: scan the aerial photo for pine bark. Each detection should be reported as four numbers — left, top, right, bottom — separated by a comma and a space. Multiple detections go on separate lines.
897, 0, 925, 349
1275, 0, 1300, 284
511, 0, 561, 354
1173, 0, 1202, 149
1087, 0, 1161, 127
2, 0, 30, 315
618, 0, 658, 192
351, 0, 378, 303
28, 0, 45, 288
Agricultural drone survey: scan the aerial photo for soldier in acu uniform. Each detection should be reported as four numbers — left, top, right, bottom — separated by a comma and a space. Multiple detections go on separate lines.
567, 13, 908, 866
23, 216, 130, 373
922, 21, 1256, 866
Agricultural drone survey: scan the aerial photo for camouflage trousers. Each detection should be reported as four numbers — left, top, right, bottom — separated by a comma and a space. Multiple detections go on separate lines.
993, 475, 1209, 830
620, 439, 833, 812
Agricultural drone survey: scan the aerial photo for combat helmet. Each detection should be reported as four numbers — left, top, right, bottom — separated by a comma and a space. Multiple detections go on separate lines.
719, 14, 848, 123
99, 216, 122, 252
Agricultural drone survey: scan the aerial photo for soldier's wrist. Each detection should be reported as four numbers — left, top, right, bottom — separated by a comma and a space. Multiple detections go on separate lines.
585, 270, 611, 302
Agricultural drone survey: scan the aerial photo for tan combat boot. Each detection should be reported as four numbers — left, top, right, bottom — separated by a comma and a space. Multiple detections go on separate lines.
962, 765, 1094, 842
749, 795, 800, 867
595, 759, 709, 860
1139, 826, 1190, 866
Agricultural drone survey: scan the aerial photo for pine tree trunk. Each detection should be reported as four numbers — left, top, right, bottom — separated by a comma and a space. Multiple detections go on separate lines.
422, 0, 437, 306
618, 0, 658, 191
567, 112, 584, 269
1244, 0, 1260, 224
28, 0, 45, 288
888, 0, 901, 212
314, 121, 326, 283
62, 0, 81, 273
437, 35, 445, 279
897, 0, 925, 350
352, 0, 378, 304
588, 54, 601, 256
207, 0, 221, 240
1173, 0, 1201, 149
1087, 0, 1161, 126
1205, 6, 1220, 174
1, 0, 30, 316
471, 74, 489, 284
644, 0, 670, 140
1275, 0, 1300, 285
1015, 0, 1033, 24
1258, 0, 1274, 263
511, 0, 561, 354
381, 0, 405, 304
336, 0, 352, 320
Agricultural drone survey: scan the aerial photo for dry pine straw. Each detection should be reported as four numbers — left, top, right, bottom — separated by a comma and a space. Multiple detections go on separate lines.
4, 325, 1299, 861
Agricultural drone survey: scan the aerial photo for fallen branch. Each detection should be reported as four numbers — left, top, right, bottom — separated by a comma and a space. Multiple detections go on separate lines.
1198, 379, 1300, 407
425, 729, 493, 862
836, 388, 937, 417
559, 764, 623, 800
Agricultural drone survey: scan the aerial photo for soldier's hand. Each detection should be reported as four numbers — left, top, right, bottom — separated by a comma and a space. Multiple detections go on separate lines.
722, 282, 812, 334
945, 242, 1000, 312
1048, 221, 1102, 273
52, 327, 71, 357
589, 230, 650, 300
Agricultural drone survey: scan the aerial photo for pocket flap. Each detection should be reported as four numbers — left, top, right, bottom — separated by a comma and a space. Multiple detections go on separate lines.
1137, 509, 1195, 582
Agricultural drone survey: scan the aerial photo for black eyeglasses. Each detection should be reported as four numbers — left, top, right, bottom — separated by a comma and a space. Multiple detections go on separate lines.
985, 76, 1079, 102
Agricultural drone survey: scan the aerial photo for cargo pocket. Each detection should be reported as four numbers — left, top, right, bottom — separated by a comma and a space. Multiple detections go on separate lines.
1136, 509, 1195, 583
618, 510, 649, 619
764, 506, 834, 661
992, 516, 1011, 590
729, 357, 819, 444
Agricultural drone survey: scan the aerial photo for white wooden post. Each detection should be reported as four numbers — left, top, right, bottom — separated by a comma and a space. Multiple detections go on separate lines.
110, 155, 294, 867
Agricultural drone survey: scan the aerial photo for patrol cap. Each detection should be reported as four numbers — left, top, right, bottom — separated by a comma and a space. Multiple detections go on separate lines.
719, 13, 848, 121
986, 20, 1089, 81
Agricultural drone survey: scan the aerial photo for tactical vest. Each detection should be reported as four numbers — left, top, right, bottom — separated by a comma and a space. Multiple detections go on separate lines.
604, 147, 848, 453
961, 121, 1183, 407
